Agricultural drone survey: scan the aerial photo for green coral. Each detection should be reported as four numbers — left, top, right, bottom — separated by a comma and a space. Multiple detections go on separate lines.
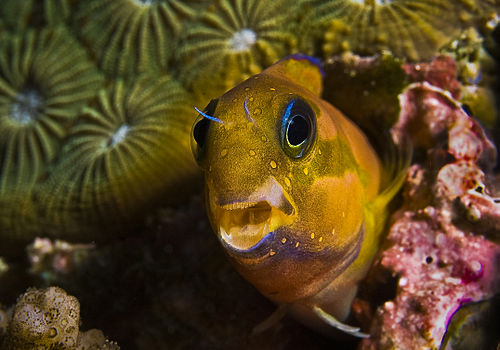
299, 0, 498, 61
0, 27, 103, 195
36, 76, 197, 240
176, 0, 299, 99
0, 0, 35, 32
43, 0, 73, 26
76, 0, 201, 77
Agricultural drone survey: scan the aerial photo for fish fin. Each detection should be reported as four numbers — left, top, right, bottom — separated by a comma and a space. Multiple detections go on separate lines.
312, 306, 370, 338
263, 54, 323, 96
251, 304, 289, 335
367, 130, 412, 240
376, 133, 412, 209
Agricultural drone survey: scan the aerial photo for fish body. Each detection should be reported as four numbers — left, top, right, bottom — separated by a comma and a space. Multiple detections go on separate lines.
191, 54, 403, 334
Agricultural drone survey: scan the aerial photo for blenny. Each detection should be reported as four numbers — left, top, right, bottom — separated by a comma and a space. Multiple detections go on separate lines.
191, 54, 407, 336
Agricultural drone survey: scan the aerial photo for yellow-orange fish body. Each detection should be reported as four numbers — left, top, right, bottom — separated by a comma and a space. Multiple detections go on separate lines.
191, 54, 402, 335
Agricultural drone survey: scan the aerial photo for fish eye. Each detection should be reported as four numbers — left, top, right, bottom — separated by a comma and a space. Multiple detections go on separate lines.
191, 99, 218, 163
280, 98, 316, 159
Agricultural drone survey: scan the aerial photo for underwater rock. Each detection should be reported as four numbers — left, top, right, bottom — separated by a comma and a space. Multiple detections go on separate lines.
0, 286, 118, 350
361, 80, 500, 349
323, 52, 407, 130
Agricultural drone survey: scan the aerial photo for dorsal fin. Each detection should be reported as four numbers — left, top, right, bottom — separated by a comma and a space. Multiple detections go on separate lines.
262, 54, 323, 96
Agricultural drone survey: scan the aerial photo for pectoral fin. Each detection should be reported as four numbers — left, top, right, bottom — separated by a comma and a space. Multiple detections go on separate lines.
252, 304, 289, 335
312, 305, 369, 338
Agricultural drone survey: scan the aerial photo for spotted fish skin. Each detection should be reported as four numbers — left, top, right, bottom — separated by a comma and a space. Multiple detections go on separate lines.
192, 54, 398, 333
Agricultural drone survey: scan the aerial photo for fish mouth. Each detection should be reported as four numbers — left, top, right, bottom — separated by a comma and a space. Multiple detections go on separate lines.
208, 177, 297, 252
216, 200, 291, 251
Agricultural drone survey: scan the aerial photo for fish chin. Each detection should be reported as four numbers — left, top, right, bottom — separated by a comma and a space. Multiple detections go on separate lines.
216, 201, 288, 251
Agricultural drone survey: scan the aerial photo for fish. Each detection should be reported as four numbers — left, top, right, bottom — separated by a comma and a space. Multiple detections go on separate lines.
191, 54, 408, 337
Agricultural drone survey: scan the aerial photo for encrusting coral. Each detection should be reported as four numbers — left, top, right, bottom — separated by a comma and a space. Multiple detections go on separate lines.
176, 0, 298, 99
76, 0, 202, 77
0, 27, 103, 195
299, 0, 500, 61
358, 61, 500, 349
0, 287, 119, 350
35, 77, 197, 241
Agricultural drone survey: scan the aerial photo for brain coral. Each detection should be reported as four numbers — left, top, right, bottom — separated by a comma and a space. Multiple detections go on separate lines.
0, 27, 103, 195
299, 0, 498, 61
76, 0, 202, 77
1, 286, 80, 349
176, 0, 298, 99
35, 76, 197, 241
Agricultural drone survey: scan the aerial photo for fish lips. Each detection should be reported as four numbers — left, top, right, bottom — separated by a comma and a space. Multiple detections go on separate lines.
207, 179, 296, 260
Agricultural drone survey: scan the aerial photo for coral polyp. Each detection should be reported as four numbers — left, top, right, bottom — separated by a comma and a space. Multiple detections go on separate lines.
76, 0, 200, 77
176, 0, 298, 98
36, 77, 198, 240
0, 28, 103, 194
299, 0, 494, 61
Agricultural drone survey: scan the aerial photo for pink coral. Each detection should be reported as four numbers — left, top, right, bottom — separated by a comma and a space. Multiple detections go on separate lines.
361, 75, 500, 349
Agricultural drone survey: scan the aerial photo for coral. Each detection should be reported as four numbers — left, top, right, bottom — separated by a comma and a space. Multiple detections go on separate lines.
35, 77, 198, 241
0, 27, 103, 194
300, 0, 496, 61
1, 286, 80, 349
27, 238, 94, 284
176, 0, 298, 99
43, 0, 73, 26
360, 81, 500, 349
0, 0, 35, 32
76, 0, 201, 77
0, 287, 119, 350
76, 329, 120, 350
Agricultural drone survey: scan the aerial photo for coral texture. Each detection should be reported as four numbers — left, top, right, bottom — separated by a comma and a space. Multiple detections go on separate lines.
1, 286, 80, 349
76, 0, 201, 76
360, 80, 500, 348
0, 27, 103, 194
0, 287, 119, 350
300, 0, 499, 61
36, 77, 197, 241
176, 0, 298, 98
